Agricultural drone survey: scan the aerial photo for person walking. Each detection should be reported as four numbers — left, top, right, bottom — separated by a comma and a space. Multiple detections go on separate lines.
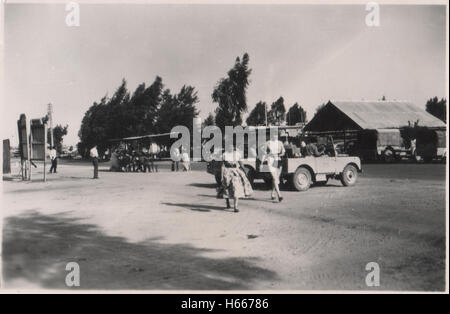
171, 146, 180, 172
90, 145, 99, 179
218, 143, 253, 213
49, 146, 58, 173
263, 131, 286, 202
181, 146, 190, 171
149, 142, 159, 172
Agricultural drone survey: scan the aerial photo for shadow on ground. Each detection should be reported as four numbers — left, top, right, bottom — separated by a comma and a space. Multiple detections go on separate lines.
3, 211, 277, 290
162, 202, 229, 213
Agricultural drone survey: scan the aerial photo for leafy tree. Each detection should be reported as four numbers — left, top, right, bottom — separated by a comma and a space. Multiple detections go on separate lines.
212, 53, 252, 130
49, 125, 68, 153
202, 113, 216, 128
77, 96, 110, 156
78, 77, 199, 157
268, 97, 286, 126
107, 79, 131, 140
246, 101, 267, 126
156, 86, 199, 134
426, 97, 446, 123
128, 76, 163, 135
286, 103, 307, 125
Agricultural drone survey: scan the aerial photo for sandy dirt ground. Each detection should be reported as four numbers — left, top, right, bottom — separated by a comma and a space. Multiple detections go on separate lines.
1, 160, 447, 291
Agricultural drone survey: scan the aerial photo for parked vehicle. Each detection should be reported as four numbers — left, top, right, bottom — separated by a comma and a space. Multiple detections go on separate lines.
284, 135, 362, 191
354, 129, 413, 162
207, 135, 362, 191
415, 128, 446, 163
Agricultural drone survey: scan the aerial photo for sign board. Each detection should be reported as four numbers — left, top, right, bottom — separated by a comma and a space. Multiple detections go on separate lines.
29, 119, 48, 181
17, 114, 29, 160
3, 139, 11, 174
30, 119, 47, 161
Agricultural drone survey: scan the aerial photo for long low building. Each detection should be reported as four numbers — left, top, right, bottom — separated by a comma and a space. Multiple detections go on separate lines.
304, 100, 446, 132
304, 100, 446, 162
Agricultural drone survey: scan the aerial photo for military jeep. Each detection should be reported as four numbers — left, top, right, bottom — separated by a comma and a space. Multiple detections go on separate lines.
206, 135, 362, 191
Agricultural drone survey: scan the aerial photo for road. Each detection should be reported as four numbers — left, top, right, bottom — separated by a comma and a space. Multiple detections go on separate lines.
1, 161, 447, 291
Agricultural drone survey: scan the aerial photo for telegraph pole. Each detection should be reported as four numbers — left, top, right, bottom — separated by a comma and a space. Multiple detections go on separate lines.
265, 103, 268, 126
47, 103, 54, 148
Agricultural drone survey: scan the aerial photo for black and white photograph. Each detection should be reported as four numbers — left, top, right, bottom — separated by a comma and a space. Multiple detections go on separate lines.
0, 0, 448, 297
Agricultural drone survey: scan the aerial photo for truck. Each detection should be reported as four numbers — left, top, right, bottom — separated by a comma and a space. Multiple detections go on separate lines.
353, 129, 413, 162
415, 128, 446, 163
207, 135, 362, 191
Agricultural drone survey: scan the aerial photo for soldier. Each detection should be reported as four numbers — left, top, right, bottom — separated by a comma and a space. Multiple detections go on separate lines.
49, 146, 58, 173
90, 145, 99, 179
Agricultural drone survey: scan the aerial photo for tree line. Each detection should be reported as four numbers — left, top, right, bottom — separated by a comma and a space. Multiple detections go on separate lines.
207, 53, 307, 128
77, 77, 199, 156
76, 52, 446, 157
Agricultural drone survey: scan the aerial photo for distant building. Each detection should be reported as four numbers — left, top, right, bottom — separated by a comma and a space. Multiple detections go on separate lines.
304, 101, 446, 162
305, 100, 446, 132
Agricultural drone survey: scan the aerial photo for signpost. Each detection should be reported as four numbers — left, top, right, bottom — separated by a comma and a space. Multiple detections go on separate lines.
17, 114, 29, 180
48, 103, 54, 148
30, 118, 47, 182
2, 139, 11, 174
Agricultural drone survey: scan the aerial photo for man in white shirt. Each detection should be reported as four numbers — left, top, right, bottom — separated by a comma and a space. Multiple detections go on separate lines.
264, 132, 286, 202
90, 145, 99, 179
149, 142, 160, 172
171, 146, 180, 172
49, 146, 58, 173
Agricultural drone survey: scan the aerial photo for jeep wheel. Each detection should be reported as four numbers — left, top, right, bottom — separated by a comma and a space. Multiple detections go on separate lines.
383, 148, 395, 163
292, 167, 311, 191
340, 164, 358, 187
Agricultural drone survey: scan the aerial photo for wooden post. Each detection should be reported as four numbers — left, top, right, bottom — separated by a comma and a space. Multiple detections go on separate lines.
44, 123, 47, 182
29, 133, 32, 181
265, 102, 268, 127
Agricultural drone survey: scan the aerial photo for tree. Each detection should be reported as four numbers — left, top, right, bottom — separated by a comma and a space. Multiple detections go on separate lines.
46, 124, 68, 153
212, 53, 252, 130
78, 77, 199, 157
286, 103, 307, 125
128, 76, 163, 135
156, 86, 199, 134
202, 113, 216, 128
426, 97, 446, 123
268, 97, 286, 126
77, 96, 110, 157
246, 101, 267, 126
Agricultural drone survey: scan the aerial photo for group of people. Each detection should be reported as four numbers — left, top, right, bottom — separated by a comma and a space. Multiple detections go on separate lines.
217, 134, 329, 213
217, 132, 286, 213
171, 146, 191, 172
110, 146, 160, 173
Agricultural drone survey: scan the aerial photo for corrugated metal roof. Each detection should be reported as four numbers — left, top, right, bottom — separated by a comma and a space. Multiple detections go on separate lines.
330, 101, 446, 129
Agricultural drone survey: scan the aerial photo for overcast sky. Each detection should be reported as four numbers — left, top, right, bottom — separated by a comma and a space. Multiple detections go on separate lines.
2, 3, 447, 146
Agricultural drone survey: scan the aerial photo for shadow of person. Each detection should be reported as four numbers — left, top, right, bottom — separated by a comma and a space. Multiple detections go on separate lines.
2, 210, 277, 290
188, 183, 218, 189
162, 202, 226, 212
